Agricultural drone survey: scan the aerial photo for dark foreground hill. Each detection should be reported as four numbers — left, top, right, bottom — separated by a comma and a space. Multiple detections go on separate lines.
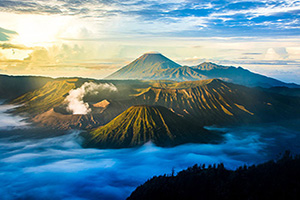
82, 105, 221, 148
128, 151, 300, 200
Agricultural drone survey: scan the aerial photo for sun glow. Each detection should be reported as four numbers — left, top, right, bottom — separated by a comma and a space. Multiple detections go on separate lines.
16, 16, 71, 46
0, 12, 79, 47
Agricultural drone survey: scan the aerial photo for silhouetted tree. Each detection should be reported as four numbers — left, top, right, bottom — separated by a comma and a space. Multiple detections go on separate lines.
128, 151, 300, 200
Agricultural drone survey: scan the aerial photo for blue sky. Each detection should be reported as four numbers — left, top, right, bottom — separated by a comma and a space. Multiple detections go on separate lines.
1, 0, 299, 38
0, 0, 299, 83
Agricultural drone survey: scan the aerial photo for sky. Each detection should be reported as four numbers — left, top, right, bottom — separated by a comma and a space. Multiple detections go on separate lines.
0, 0, 299, 83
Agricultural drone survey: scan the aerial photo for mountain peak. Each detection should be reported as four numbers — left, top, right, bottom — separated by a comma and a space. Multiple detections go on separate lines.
139, 51, 171, 59
106, 52, 181, 79
143, 51, 161, 55
137, 52, 167, 61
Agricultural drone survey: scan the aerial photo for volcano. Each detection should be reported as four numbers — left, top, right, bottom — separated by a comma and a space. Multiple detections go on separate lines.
83, 105, 220, 148
106, 52, 181, 79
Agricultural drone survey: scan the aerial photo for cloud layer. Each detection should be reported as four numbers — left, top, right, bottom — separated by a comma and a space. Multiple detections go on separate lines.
0, 103, 28, 129
0, 122, 300, 199
0, 0, 299, 38
0, 104, 300, 199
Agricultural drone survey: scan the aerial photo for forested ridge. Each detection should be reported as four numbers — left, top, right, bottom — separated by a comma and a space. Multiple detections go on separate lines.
128, 151, 300, 200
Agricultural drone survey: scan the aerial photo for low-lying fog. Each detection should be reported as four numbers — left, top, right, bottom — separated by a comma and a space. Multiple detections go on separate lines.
0, 104, 300, 200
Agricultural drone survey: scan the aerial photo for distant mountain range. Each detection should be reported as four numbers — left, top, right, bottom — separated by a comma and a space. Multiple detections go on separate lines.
107, 52, 299, 88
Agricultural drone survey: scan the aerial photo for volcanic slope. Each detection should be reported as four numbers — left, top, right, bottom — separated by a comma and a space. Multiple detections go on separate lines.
32, 100, 128, 130
132, 79, 300, 126
11, 79, 77, 115
145, 66, 207, 81
83, 105, 220, 148
107, 52, 182, 79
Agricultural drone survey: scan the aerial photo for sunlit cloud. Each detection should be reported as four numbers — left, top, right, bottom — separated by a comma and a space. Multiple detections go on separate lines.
0, 0, 299, 83
0, 1, 299, 38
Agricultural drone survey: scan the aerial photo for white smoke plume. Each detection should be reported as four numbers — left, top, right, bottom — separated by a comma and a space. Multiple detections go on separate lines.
65, 82, 117, 115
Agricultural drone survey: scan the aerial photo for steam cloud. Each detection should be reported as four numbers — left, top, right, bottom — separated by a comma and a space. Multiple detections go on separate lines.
65, 82, 117, 115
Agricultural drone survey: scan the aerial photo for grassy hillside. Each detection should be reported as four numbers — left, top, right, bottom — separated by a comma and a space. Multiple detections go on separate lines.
83, 105, 221, 148
11, 79, 77, 115
7, 77, 300, 130
9, 78, 173, 115
133, 79, 300, 125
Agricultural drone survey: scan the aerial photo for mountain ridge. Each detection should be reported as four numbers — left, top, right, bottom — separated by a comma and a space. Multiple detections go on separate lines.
192, 62, 298, 88
106, 52, 299, 88
11, 77, 300, 130
132, 79, 300, 125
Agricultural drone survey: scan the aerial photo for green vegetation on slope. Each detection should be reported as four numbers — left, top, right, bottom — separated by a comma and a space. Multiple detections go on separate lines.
6, 76, 300, 131
11, 79, 77, 115
83, 105, 221, 148
133, 79, 300, 126
128, 151, 300, 200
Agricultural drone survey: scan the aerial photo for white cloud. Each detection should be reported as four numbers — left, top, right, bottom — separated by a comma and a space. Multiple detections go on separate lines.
65, 82, 117, 115
264, 48, 282, 60
286, 47, 300, 60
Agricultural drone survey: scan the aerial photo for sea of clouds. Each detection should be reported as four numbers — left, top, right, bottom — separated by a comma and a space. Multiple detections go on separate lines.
0, 103, 28, 129
0, 104, 300, 200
